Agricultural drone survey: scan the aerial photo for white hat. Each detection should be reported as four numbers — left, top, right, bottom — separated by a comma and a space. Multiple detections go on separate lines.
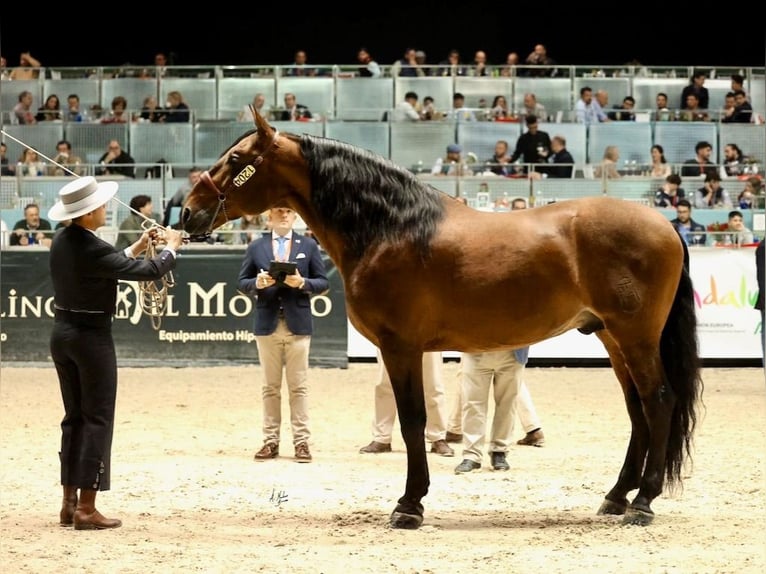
48, 176, 119, 221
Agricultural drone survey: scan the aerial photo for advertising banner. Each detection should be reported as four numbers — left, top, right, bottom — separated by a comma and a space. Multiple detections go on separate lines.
0, 248, 348, 368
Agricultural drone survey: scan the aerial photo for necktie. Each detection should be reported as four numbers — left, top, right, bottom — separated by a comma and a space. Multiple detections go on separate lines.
277, 236, 288, 261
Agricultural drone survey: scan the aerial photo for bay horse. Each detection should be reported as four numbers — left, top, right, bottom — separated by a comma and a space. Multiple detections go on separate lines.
181, 110, 702, 529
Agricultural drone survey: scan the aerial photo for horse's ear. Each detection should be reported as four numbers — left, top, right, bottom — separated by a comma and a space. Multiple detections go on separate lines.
253, 107, 272, 133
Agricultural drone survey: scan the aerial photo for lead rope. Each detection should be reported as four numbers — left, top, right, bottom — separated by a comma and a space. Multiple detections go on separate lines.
137, 220, 177, 330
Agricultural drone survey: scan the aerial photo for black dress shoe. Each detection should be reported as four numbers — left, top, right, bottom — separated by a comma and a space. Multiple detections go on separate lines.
454, 459, 481, 474
254, 442, 279, 460
491, 451, 510, 471
359, 441, 392, 454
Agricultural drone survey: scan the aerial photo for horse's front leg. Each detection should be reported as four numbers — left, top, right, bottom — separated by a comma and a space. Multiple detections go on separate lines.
381, 348, 428, 530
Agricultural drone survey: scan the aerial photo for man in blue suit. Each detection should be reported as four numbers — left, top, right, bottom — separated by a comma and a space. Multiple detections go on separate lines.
238, 204, 328, 463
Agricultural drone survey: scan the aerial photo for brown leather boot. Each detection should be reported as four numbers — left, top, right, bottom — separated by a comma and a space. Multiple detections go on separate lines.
73, 488, 122, 530
60, 485, 78, 526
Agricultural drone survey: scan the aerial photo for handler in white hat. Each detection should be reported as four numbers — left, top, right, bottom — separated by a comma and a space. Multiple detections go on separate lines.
47, 176, 185, 531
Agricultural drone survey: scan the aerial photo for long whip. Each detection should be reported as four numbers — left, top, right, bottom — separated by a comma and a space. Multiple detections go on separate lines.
1, 129, 178, 329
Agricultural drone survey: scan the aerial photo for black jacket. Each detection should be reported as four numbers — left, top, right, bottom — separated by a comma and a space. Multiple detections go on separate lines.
50, 224, 176, 314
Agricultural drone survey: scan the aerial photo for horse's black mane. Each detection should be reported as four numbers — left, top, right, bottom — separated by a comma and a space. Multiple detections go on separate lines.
299, 134, 445, 259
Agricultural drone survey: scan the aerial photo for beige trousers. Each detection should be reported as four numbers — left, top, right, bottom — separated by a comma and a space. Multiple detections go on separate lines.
256, 318, 311, 446
370, 350, 447, 444
460, 350, 524, 463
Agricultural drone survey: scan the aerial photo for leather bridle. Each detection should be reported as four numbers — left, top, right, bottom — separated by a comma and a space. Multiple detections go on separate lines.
194, 129, 280, 238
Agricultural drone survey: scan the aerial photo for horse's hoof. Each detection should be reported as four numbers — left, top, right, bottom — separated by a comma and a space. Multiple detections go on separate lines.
389, 511, 423, 530
622, 506, 654, 526
597, 498, 627, 516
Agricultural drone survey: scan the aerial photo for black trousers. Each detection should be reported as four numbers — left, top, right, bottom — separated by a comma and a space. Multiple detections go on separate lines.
50, 311, 117, 491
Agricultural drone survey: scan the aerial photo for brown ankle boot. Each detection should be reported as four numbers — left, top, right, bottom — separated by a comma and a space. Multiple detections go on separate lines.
60, 485, 78, 526
73, 488, 122, 530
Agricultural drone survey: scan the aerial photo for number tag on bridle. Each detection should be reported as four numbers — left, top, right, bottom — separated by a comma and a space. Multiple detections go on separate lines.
233, 164, 256, 187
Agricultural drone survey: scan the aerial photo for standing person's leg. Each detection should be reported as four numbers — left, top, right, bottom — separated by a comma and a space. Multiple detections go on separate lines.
284, 324, 312, 455
455, 352, 491, 472
488, 353, 524, 456
360, 348, 396, 453
515, 380, 545, 446
446, 357, 463, 441
255, 330, 285, 455
422, 352, 453, 456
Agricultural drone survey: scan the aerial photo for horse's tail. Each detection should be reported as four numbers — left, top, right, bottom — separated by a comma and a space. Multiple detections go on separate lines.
660, 236, 703, 490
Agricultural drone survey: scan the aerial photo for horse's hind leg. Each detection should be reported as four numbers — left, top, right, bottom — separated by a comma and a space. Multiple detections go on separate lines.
603, 332, 676, 526
380, 347, 429, 530
597, 333, 650, 518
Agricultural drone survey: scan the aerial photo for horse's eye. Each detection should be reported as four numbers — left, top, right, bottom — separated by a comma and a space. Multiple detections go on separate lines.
228, 152, 240, 165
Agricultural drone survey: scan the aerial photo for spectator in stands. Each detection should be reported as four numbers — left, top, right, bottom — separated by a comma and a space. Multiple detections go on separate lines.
720, 143, 747, 178
48, 139, 84, 177
654, 92, 672, 121
393, 91, 421, 122
279, 93, 312, 121
523, 43, 556, 77
537, 135, 575, 179
509, 114, 551, 176
484, 140, 512, 176
436, 49, 468, 77
141, 51, 172, 78
16, 148, 46, 176
593, 145, 622, 179
101, 95, 130, 124
139, 95, 164, 123
500, 52, 520, 77
116, 195, 159, 250
222, 213, 264, 245
238, 92, 271, 122
521, 93, 546, 121
391, 47, 427, 77
574, 87, 609, 124
161, 91, 190, 123
609, 96, 636, 121
9, 52, 41, 80
420, 96, 441, 121
0, 142, 14, 176
163, 167, 203, 227
694, 171, 732, 210
721, 92, 737, 123
671, 199, 706, 246
36, 94, 62, 122
650, 144, 672, 178
489, 95, 511, 121
431, 143, 468, 176
721, 210, 754, 246
730, 90, 753, 123
13, 90, 37, 124
469, 50, 492, 77
654, 174, 685, 207
96, 140, 136, 178
63, 94, 87, 122
731, 73, 745, 93
680, 71, 709, 110
356, 47, 381, 78
284, 49, 317, 77
738, 177, 762, 209
681, 141, 717, 178
679, 93, 709, 122
446, 92, 476, 122
10, 203, 53, 246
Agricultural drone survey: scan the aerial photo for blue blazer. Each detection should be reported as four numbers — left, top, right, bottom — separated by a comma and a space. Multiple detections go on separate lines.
238, 232, 329, 336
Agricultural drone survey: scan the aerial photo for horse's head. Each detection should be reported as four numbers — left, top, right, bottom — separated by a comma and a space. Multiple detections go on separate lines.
181, 110, 285, 240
